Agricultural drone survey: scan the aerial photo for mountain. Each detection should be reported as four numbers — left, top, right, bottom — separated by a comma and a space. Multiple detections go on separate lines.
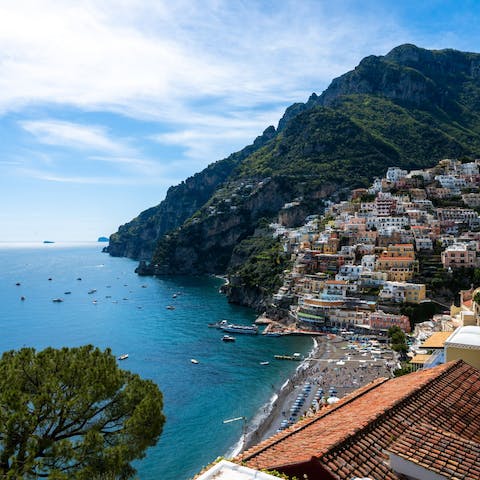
108, 44, 480, 307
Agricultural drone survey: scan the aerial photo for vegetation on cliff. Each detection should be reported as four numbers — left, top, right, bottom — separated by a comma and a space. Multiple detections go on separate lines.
109, 44, 480, 308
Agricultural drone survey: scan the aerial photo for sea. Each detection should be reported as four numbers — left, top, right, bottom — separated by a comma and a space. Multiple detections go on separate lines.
0, 242, 312, 480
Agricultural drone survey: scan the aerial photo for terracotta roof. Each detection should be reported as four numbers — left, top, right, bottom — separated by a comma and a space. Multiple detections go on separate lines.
239, 360, 480, 480
421, 331, 453, 349
388, 423, 480, 480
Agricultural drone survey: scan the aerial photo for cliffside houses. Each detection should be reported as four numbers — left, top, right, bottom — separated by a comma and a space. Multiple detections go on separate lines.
270, 157, 480, 335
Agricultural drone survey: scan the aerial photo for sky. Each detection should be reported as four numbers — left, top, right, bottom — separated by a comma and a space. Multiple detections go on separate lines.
1, 0, 480, 241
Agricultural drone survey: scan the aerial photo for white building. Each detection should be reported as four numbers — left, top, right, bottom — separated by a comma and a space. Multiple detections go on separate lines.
361, 254, 376, 271
386, 167, 408, 183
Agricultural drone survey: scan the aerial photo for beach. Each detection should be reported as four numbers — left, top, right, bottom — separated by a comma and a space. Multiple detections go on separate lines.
230, 333, 396, 455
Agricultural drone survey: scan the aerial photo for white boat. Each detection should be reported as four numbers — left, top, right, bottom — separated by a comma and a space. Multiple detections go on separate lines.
118, 354, 129, 360
222, 335, 236, 342
218, 319, 258, 335
191, 358, 199, 364
260, 361, 270, 365
166, 305, 175, 310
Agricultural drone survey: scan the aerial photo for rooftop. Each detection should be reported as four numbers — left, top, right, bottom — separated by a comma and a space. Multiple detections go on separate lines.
409, 353, 432, 365
388, 423, 480, 480
238, 360, 480, 480
445, 325, 480, 349
421, 331, 454, 349
196, 460, 281, 480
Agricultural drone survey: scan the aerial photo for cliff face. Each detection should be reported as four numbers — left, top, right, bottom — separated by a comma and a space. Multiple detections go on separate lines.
110, 44, 480, 307
149, 176, 304, 274
108, 126, 276, 260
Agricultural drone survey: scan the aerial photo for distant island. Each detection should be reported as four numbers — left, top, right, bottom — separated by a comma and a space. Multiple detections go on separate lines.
97, 237, 109, 242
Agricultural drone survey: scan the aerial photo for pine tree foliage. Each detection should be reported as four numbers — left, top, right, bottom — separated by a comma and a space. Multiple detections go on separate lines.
0, 345, 165, 479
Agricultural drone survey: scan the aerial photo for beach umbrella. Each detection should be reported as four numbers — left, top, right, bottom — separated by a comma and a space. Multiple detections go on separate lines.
327, 396, 340, 404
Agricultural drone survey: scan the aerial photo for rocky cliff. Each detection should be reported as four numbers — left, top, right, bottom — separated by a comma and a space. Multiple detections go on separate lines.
110, 44, 480, 308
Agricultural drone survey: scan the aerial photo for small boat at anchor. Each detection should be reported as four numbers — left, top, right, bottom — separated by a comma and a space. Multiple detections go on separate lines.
88, 289, 97, 294
52, 298, 64, 303
118, 354, 129, 360
166, 305, 175, 310
260, 361, 270, 365
191, 358, 199, 364
222, 335, 236, 342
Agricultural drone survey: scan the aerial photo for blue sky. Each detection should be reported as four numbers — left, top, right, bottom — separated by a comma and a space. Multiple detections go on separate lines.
1, 0, 480, 241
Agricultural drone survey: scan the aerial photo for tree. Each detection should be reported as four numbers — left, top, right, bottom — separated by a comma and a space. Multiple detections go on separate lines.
0, 345, 165, 479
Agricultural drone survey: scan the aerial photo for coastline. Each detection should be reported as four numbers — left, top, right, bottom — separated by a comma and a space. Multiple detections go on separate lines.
227, 336, 324, 457
228, 334, 395, 457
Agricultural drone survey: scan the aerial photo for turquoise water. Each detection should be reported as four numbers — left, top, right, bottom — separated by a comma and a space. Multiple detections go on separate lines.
0, 243, 311, 480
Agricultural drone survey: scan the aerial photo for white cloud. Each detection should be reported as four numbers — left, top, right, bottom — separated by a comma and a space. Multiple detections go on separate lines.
0, 1, 407, 120
19, 120, 131, 155
15, 166, 178, 186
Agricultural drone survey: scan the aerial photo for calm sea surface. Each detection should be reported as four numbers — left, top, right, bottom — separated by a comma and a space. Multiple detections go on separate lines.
0, 243, 311, 480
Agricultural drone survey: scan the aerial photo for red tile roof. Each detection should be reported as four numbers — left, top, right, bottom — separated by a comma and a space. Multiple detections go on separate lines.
388, 423, 480, 480
239, 360, 480, 479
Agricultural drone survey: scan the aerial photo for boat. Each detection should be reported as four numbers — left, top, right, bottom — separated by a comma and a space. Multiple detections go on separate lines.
88, 289, 97, 294
15, 282, 20, 286
172, 294, 177, 298
217, 319, 258, 335
43, 240, 55, 244
20, 296, 25, 301
64, 291, 71, 295
260, 361, 270, 365
222, 335, 236, 342
166, 305, 175, 310
52, 298, 63, 303
118, 354, 129, 360
191, 358, 199, 364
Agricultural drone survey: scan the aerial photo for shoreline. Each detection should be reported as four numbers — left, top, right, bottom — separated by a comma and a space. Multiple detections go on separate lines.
227, 336, 324, 457
228, 334, 395, 457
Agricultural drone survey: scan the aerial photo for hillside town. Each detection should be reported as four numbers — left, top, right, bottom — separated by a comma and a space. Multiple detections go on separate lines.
197, 158, 480, 480
264, 158, 480, 369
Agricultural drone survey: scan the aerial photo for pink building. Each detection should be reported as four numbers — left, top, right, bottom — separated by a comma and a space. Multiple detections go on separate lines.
369, 311, 411, 333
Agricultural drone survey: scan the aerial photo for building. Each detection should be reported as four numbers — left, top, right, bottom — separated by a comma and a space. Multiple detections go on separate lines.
369, 310, 411, 333
441, 242, 478, 269
386, 166, 408, 183
379, 282, 426, 303
237, 361, 480, 480
445, 326, 480, 370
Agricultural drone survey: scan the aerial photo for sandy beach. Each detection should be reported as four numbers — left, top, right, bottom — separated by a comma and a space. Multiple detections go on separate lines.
230, 333, 396, 455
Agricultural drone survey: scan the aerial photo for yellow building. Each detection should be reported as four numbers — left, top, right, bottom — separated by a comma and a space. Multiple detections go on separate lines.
385, 243, 415, 258
445, 326, 480, 370
404, 283, 426, 303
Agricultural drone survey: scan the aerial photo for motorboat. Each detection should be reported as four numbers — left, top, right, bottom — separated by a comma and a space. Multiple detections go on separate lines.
166, 305, 175, 310
222, 335, 236, 342
118, 354, 129, 360
88, 289, 97, 294
52, 298, 63, 303
191, 358, 199, 364
260, 361, 270, 365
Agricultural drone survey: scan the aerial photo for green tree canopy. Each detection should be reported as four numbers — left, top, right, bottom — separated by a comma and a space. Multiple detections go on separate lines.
0, 345, 165, 479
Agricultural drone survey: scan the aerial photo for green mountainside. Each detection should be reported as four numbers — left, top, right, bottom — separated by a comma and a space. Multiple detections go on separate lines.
109, 44, 480, 307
